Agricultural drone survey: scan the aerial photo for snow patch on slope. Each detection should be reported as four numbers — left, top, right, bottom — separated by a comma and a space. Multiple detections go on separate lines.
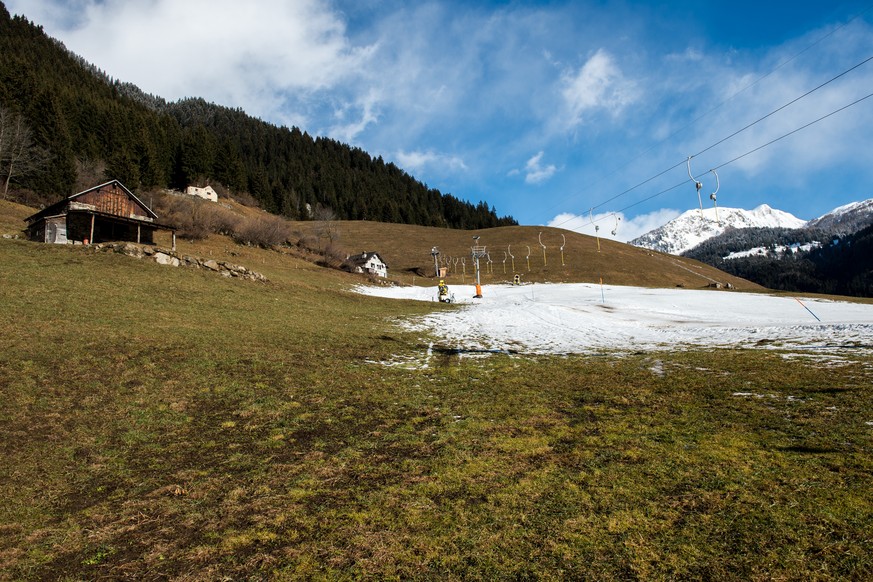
724, 241, 822, 260
355, 283, 873, 356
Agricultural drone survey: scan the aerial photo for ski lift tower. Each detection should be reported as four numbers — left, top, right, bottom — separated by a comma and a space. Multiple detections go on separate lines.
431, 246, 440, 277
471, 236, 487, 298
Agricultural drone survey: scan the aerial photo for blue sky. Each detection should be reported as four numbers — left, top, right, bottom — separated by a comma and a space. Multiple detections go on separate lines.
9, 0, 873, 240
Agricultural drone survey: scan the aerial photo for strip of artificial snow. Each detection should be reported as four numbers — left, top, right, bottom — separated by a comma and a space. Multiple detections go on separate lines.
354, 283, 873, 355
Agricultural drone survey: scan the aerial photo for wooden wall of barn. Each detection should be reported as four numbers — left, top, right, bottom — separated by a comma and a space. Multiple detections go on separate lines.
77, 183, 151, 219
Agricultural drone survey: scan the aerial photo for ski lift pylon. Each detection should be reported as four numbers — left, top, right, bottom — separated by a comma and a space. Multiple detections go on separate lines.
589, 208, 601, 252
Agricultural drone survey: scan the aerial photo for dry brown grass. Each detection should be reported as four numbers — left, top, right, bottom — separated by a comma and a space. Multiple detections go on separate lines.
3, 188, 764, 291
0, 199, 34, 235
290, 220, 763, 290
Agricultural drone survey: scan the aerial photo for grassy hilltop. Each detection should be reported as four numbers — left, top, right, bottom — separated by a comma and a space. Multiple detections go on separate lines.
1, 201, 871, 580
290, 219, 761, 290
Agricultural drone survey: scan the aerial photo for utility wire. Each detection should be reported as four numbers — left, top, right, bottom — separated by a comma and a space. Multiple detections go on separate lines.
712, 90, 873, 171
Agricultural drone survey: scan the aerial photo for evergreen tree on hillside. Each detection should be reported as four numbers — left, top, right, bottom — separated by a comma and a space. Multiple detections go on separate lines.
683, 223, 873, 297
0, 4, 516, 228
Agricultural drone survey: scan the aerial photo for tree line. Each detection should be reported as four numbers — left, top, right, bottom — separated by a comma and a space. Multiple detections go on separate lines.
683, 225, 873, 297
0, 3, 516, 230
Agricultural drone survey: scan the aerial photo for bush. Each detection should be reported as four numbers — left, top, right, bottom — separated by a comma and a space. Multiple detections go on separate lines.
229, 189, 261, 208
150, 191, 243, 240
232, 215, 293, 247
5, 187, 56, 209
318, 243, 347, 269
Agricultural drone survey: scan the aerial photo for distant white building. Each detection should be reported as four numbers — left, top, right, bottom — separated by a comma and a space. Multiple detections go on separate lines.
185, 185, 218, 202
348, 251, 388, 278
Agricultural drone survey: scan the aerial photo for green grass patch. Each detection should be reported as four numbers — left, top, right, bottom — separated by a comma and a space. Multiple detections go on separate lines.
1, 236, 872, 580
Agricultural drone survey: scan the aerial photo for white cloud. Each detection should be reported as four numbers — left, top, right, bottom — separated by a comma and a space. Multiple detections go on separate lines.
395, 150, 467, 174
9, 0, 374, 123
665, 47, 704, 62
561, 49, 638, 126
329, 88, 382, 143
548, 209, 681, 243
523, 151, 558, 184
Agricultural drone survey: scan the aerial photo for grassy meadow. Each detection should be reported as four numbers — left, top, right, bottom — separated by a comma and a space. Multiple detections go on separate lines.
1, 201, 872, 580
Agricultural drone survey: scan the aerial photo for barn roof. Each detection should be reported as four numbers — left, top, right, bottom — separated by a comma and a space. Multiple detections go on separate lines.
25, 179, 159, 223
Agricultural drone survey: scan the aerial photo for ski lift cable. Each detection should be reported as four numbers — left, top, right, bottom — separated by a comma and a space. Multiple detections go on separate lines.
617, 52, 873, 211
552, 58, 873, 230
612, 180, 688, 215
537, 5, 873, 222
711, 90, 873, 172
688, 53, 873, 163
600, 90, 873, 217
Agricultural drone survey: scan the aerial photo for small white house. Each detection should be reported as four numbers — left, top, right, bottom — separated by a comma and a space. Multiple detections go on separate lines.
185, 185, 218, 202
348, 251, 388, 278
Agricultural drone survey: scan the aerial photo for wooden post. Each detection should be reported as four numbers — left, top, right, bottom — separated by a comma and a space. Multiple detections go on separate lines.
172, 231, 176, 252
137, 224, 141, 244
89, 214, 95, 244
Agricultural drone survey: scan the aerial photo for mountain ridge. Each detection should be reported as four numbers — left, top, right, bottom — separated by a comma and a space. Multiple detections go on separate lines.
656, 198, 873, 297
629, 204, 808, 255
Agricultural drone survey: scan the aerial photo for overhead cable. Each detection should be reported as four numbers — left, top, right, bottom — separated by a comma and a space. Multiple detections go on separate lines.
543, 5, 873, 220
598, 90, 873, 218
550, 53, 873, 228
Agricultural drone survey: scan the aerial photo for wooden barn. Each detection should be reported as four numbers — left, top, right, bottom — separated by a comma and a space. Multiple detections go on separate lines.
25, 180, 174, 248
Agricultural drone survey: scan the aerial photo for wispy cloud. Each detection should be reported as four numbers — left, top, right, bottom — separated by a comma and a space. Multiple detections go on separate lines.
395, 150, 467, 174
520, 151, 558, 184
561, 49, 639, 126
329, 88, 382, 143
548, 209, 681, 243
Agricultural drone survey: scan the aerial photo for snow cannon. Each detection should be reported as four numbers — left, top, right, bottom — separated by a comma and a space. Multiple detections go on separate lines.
438, 280, 451, 303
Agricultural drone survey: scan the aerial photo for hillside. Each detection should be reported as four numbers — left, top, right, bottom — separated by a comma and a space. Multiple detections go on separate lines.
286, 220, 761, 290
2, 194, 760, 291
629, 198, 873, 297
684, 224, 873, 297
3, 198, 873, 580
0, 4, 513, 229
808, 198, 873, 234
680, 199, 873, 297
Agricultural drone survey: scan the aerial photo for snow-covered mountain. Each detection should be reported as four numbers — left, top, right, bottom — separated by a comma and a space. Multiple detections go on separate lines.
807, 198, 873, 235
630, 204, 807, 255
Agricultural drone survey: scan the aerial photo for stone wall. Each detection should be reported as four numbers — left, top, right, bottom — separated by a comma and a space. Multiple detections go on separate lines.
92, 242, 268, 282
